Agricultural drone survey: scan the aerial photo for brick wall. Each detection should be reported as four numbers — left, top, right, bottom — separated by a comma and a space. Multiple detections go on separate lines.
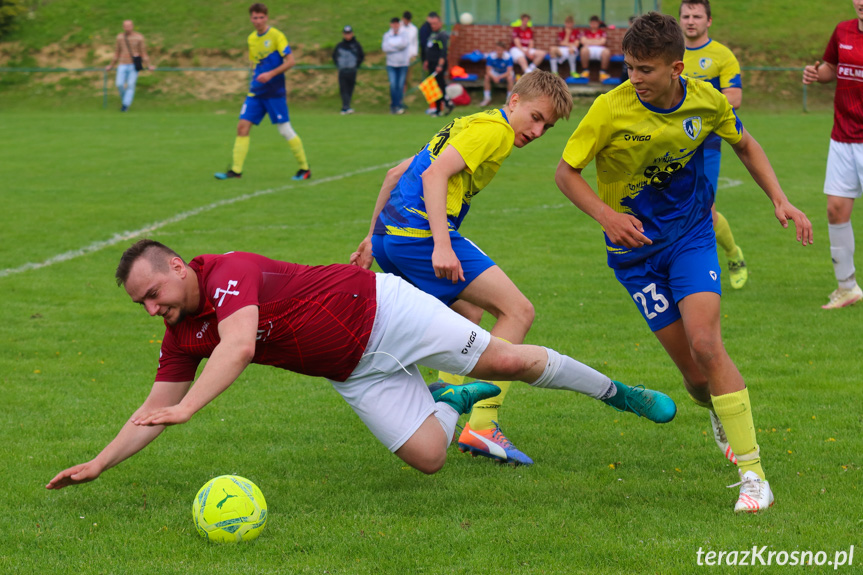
448, 24, 626, 78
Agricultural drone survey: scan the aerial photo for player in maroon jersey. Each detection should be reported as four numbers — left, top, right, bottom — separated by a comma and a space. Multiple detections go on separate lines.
510, 13, 546, 75
47, 240, 675, 489
803, 0, 863, 309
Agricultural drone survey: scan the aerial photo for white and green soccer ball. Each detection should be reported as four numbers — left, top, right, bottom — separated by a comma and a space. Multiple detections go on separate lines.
192, 475, 268, 543
459, 12, 474, 25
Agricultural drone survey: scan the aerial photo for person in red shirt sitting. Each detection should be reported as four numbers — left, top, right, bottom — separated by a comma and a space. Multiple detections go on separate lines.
579, 15, 611, 82
509, 13, 547, 75
549, 15, 581, 77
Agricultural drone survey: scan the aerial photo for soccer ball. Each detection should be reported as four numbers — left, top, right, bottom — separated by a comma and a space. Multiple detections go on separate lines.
192, 475, 268, 543
459, 12, 474, 25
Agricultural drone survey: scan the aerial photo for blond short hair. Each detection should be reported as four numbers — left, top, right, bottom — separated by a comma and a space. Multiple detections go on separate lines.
511, 70, 573, 120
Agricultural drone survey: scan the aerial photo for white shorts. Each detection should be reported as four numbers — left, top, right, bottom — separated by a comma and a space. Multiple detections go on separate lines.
509, 47, 540, 62
585, 45, 607, 61
329, 273, 491, 452
554, 46, 575, 59
824, 139, 863, 198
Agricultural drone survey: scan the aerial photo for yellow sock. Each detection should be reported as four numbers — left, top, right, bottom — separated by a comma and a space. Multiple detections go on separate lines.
232, 136, 250, 174
713, 211, 738, 259
437, 372, 465, 385
712, 388, 764, 479
287, 135, 309, 171
468, 380, 511, 431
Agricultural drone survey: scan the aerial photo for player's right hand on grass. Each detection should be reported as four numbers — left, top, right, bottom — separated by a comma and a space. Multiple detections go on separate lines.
46, 461, 102, 490
601, 210, 653, 248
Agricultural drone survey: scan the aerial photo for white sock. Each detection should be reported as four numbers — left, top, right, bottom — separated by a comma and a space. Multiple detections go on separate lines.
483, 90, 491, 100
828, 222, 856, 287
568, 54, 576, 73
550, 58, 559, 73
434, 403, 459, 443
529, 347, 615, 400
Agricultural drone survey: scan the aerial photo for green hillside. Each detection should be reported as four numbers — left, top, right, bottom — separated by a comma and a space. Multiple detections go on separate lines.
0, 0, 855, 109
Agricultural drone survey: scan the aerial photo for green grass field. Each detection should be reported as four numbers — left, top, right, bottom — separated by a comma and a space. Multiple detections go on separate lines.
2, 103, 862, 574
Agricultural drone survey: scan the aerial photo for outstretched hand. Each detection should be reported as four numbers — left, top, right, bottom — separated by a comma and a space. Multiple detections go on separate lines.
774, 200, 814, 246
46, 461, 102, 490
131, 404, 192, 427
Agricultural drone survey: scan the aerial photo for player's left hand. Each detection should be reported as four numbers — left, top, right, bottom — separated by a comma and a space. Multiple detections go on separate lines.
256, 72, 272, 84
774, 200, 813, 246
131, 404, 192, 427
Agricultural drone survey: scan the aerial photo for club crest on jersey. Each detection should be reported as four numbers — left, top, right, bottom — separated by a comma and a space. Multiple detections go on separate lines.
264, 39, 271, 48
699, 57, 712, 70
214, 280, 240, 307
683, 117, 703, 141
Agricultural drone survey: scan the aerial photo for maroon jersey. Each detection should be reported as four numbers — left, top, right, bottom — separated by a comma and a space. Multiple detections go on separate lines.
511, 25, 534, 48
557, 28, 579, 45
580, 28, 607, 43
155, 253, 377, 383
822, 20, 863, 143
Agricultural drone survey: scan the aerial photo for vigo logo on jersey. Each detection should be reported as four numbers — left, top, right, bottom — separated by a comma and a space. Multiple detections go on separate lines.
196, 321, 211, 339
699, 57, 712, 70
643, 161, 684, 191
214, 280, 240, 307
683, 116, 703, 141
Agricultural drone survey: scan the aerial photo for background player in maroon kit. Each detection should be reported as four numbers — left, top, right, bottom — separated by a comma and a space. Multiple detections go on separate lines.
803, 0, 863, 309
509, 13, 546, 75
579, 15, 611, 82
549, 15, 580, 77
47, 240, 675, 489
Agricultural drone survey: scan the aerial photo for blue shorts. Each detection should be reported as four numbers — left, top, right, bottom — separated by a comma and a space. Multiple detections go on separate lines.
371, 233, 496, 306
239, 96, 290, 125
613, 228, 721, 332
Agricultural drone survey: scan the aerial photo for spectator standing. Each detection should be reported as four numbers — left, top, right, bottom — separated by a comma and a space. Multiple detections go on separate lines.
419, 12, 437, 63
382, 17, 410, 114
402, 11, 419, 96
579, 15, 611, 82
803, 0, 863, 309
424, 13, 454, 116
333, 25, 364, 115
105, 20, 154, 112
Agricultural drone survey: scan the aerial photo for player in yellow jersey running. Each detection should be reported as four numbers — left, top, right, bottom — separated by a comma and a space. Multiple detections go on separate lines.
555, 13, 812, 512
215, 3, 310, 181
352, 71, 677, 466
680, 0, 748, 288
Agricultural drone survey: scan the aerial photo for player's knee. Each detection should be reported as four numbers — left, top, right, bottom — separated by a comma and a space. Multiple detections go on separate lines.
508, 297, 535, 330
411, 450, 446, 475
689, 332, 723, 368
277, 122, 297, 141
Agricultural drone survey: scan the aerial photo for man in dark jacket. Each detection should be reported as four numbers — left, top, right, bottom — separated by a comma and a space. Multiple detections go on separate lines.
333, 25, 365, 114
424, 13, 453, 116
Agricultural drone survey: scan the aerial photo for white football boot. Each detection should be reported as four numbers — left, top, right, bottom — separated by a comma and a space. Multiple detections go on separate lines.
728, 469, 774, 513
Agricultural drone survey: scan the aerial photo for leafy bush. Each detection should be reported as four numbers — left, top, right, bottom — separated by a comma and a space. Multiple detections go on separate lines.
0, 0, 27, 39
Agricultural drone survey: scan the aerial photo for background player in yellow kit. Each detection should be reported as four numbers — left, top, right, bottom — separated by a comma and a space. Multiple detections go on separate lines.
680, 0, 748, 288
215, 3, 310, 181
555, 13, 812, 512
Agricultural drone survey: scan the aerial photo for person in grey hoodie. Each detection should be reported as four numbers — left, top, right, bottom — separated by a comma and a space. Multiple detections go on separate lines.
333, 25, 365, 114
381, 17, 410, 114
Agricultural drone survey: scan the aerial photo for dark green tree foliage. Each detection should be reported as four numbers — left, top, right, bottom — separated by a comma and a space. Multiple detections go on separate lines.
0, 0, 27, 39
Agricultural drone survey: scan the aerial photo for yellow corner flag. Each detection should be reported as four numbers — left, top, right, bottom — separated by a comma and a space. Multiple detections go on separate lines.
419, 73, 443, 105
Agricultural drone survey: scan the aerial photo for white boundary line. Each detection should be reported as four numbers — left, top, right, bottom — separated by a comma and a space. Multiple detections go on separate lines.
1, 168, 746, 279
0, 161, 398, 279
